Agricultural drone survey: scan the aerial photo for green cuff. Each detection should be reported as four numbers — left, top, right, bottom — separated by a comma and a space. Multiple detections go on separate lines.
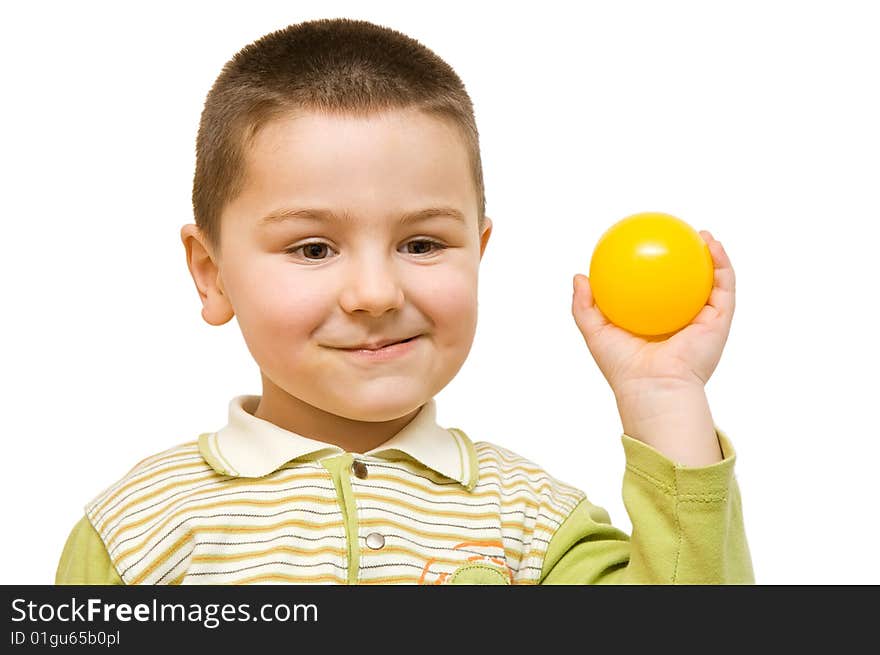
621, 426, 736, 499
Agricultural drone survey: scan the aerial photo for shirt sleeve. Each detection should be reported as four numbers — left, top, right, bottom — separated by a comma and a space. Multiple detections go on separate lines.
55, 515, 125, 585
539, 428, 754, 584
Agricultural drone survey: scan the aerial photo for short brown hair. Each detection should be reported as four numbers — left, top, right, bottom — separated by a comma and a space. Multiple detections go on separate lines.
192, 18, 486, 253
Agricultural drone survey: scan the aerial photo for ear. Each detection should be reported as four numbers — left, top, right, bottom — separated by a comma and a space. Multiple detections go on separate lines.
479, 216, 493, 259
180, 224, 234, 326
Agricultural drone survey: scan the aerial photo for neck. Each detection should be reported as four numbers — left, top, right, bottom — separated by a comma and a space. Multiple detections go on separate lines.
253, 374, 421, 453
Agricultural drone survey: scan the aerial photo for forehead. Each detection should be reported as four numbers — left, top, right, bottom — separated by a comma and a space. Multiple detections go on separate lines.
233, 108, 478, 226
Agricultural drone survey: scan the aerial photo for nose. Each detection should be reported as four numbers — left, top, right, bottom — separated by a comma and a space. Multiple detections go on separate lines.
338, 252, 405, 317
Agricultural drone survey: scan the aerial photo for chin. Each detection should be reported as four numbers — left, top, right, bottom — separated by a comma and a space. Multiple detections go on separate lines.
334, 394, 426, 423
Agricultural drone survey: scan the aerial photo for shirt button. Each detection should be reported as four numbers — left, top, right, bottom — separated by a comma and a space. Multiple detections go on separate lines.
365, 532, 385, 550
351, 460, 368, 479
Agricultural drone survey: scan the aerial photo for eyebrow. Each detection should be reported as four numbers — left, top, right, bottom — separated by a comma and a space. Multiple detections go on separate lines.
258, 206, 468, 227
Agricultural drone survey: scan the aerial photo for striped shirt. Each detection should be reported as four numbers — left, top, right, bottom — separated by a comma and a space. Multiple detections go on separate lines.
58, 395, 755, 585
83, 396, 586, 585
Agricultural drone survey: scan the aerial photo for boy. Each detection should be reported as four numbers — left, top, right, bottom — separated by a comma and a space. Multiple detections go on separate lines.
55, 18, 752, 585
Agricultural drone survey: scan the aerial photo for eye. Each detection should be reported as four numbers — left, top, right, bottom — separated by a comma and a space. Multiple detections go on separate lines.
285, 241, 335, 260
404, 239, 447, 255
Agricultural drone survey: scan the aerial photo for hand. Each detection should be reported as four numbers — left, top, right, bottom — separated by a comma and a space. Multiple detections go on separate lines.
572, 231, 736, 400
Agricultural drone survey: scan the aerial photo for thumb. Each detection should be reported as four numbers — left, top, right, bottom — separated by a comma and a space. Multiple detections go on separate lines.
571, 274, 609, 340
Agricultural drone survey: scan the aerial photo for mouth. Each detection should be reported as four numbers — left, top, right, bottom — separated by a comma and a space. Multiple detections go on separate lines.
340, 335, 420, 351
338, 334, 422, 366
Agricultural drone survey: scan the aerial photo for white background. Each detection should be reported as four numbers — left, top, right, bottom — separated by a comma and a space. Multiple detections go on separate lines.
2, 0, 878, 585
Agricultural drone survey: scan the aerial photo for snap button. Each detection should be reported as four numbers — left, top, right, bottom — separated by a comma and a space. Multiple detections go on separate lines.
365, 532, 385, 550
351, 460, 368, 479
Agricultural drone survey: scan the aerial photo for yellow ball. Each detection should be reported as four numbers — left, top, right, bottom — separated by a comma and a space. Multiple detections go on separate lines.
588, 212, 714, 336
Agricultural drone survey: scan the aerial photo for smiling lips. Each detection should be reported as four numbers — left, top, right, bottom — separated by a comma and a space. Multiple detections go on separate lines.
339, 335, 419, 351
335, 335, 421, 361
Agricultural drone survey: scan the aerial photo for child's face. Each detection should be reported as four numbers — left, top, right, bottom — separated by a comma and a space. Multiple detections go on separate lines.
210, 109, 491, 425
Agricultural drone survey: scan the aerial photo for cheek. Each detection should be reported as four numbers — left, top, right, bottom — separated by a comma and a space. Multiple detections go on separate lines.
228, 264, 331, 344
416, 269, 479, 341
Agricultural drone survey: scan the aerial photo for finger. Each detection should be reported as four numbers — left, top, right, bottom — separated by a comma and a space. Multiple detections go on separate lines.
571, 274, 610, 337
698, 231, 736, 319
